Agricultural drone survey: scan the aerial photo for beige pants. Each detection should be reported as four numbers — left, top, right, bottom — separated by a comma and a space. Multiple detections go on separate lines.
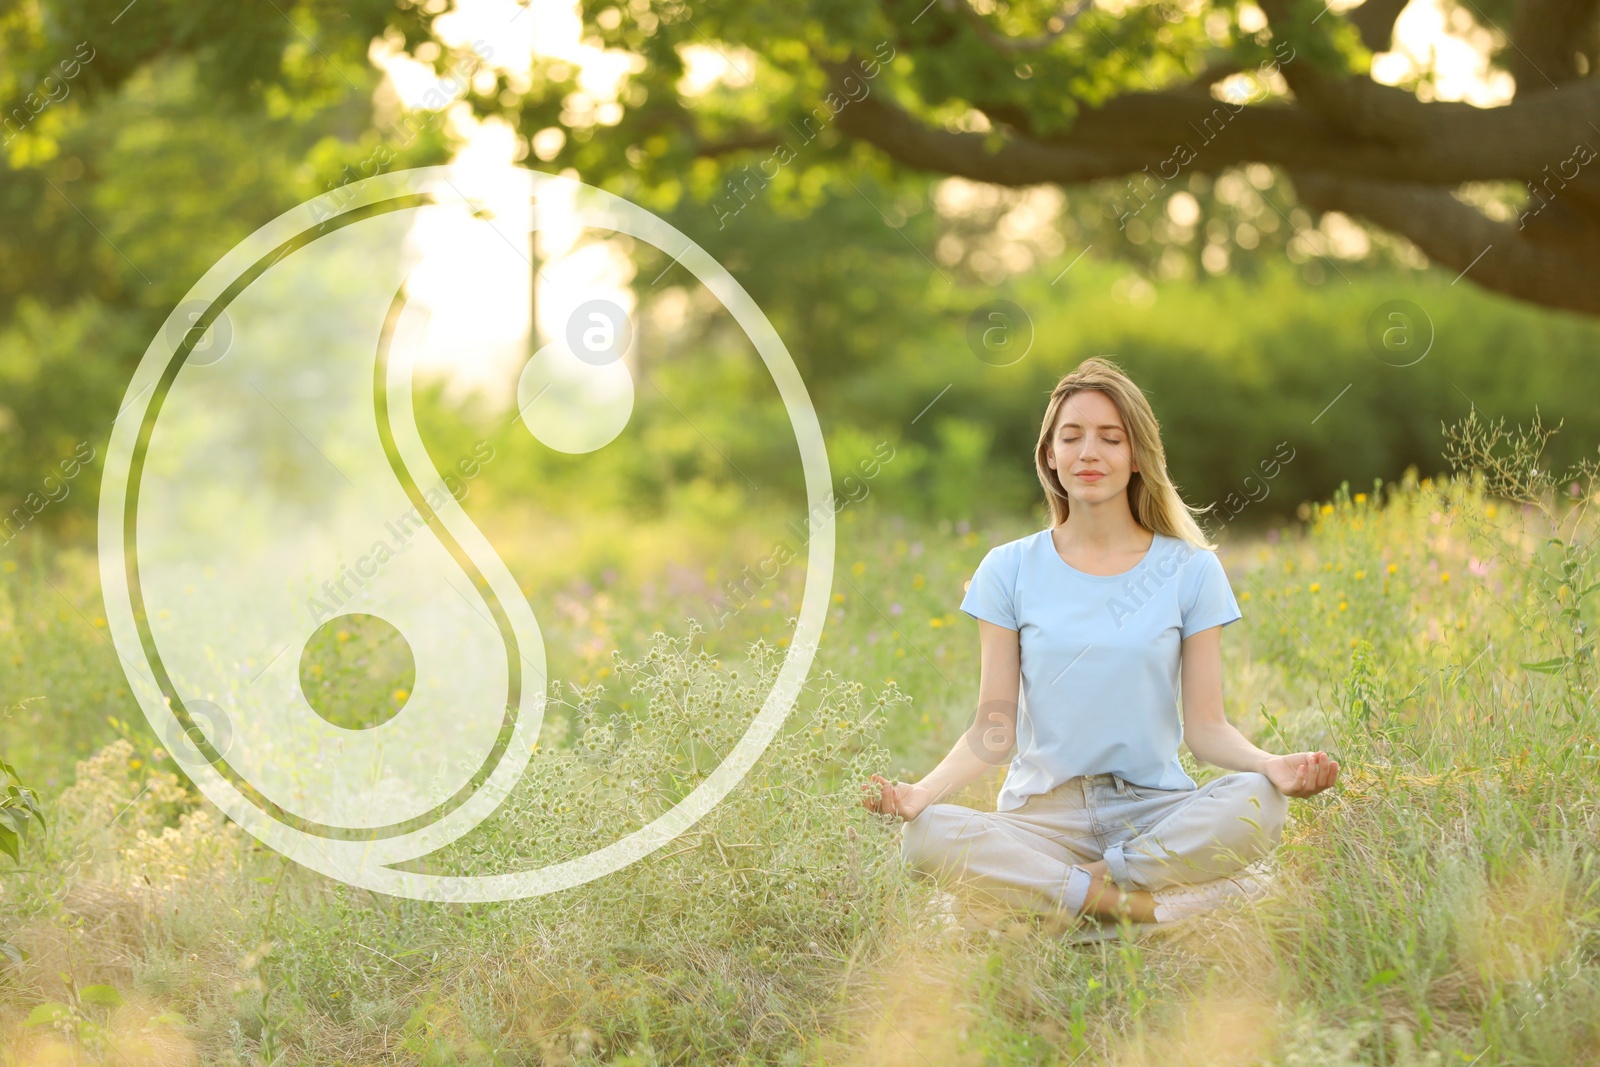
901, 770, 1288, 917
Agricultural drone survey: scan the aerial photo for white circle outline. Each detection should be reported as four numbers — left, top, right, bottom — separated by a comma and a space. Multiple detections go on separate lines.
97, 165, 835, 902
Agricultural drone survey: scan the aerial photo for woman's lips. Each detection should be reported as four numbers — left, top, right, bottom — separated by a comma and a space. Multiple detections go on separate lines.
1077, 472, 1105, 481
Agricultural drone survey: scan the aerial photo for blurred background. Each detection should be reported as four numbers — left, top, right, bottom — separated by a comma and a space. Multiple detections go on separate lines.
4, 0, 1600, 778
4, 3, 1600, 1062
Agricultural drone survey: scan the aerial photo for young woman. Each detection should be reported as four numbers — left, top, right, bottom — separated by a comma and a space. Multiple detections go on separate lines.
860, 358, 1338, 936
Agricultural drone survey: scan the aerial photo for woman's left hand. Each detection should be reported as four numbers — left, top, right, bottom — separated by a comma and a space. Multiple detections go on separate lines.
1263, 750, 1340, 798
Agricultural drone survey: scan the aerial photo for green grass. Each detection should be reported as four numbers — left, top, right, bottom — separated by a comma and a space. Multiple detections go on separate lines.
1, 452, 1598, 1065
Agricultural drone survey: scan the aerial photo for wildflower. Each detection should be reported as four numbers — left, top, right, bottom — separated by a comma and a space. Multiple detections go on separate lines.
1310, 583, 1321, 593
1468, 558, 1490, 578
1387, 563, 1398, 574
1338, 601, 1347, 611
890, 602, 903, 616
1486, 504, 1497, 518
392, 688, 409, 702
851, 561, 866, 576
913, 574, 926, 590
336, 630, 350, 642
93, 617, 106, 628
1355, 570, 1366, 580
1440, 572, 1450, 583
1320, 504, 1334, 515
833, 593, 845, 603
1, 561, 14, 573
929, 618, 943, 628
1355, 493, 1367, 503
1240, 591, 1252, 601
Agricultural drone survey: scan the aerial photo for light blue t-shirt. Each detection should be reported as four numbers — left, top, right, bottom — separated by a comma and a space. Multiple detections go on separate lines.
958, 528, 1243, 812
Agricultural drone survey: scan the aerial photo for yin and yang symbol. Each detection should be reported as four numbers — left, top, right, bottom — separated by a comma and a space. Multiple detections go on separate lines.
97, 166, 834, 902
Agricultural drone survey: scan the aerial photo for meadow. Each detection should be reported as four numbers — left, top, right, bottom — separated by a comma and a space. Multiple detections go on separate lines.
1, 410, 1598, 1066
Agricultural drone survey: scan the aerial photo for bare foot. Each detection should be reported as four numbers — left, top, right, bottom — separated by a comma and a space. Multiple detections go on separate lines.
1077, 859, 1158, 923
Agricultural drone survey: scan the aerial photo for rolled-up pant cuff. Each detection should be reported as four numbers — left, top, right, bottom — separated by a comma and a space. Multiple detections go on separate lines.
1104, 841, 1135, 890
1061, 864, 1093, 916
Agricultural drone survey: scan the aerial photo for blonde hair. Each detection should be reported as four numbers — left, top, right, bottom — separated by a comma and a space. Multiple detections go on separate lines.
1033, 357, 1219, 552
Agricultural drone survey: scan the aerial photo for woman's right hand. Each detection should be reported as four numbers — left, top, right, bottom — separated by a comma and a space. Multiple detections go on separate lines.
860, 773, 933, 822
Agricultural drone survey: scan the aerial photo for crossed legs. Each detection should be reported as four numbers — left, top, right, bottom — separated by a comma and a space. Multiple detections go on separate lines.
902, 772, 1288, 926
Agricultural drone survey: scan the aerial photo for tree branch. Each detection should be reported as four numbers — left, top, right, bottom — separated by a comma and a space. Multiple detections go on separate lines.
1256, 0, 1448, 140
1508, 0, 1600, 92
819, 58, 1600, 185
1347, 0, 1411, 53
1290, 171, 1600, 314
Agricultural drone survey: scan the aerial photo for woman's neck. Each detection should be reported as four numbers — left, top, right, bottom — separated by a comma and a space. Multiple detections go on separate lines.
1054, 498, 1148, 553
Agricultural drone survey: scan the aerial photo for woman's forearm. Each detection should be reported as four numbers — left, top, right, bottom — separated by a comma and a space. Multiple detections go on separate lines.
1183, 720, 1274, 775
914, 727, 1007, 805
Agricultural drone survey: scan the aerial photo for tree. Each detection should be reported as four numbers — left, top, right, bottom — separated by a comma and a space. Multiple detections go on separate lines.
469, 0, 1600, 316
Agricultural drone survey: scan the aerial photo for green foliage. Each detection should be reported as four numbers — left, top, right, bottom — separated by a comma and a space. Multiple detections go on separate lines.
4, 470, 1600, 1062
0, 754, 43, 866
0, 752, 43, 972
